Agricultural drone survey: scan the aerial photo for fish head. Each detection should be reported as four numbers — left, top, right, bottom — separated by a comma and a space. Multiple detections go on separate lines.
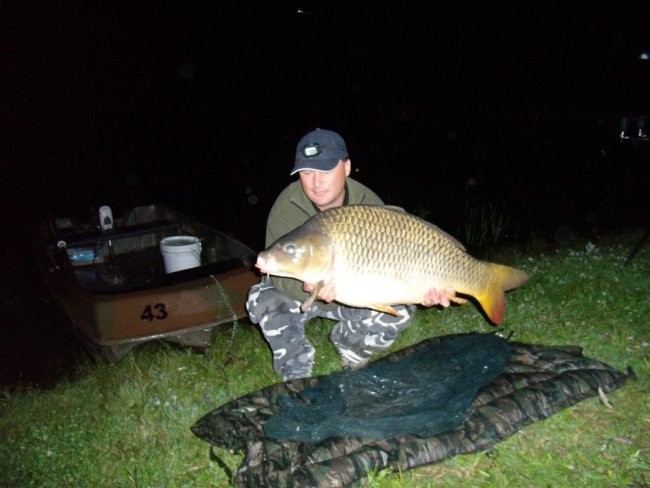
255, 224, 334, 283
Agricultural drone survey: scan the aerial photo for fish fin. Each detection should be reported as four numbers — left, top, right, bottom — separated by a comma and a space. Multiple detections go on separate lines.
300, 295, 315, 313
370, 304, 401, 316
300, 281, 323, 312
383, 205, 407, 212
426, 222, 467, 251
449, 295, 468, 305
474, 264, 529, 325
385, 204, 466, 251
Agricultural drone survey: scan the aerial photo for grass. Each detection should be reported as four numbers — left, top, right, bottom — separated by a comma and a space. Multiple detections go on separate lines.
1, 229, 649, 487
463, 197, 512, 253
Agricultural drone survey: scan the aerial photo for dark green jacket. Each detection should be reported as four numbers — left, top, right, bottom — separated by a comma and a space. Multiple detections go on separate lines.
265, 177, 383, 308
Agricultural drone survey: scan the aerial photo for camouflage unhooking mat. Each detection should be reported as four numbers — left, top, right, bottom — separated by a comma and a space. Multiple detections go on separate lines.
191, 333, 633, 487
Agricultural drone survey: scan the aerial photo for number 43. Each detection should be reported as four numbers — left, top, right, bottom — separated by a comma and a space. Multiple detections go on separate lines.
141, 303, 168, 321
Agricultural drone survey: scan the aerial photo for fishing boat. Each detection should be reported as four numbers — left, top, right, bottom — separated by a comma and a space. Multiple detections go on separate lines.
37, 203, 259, 361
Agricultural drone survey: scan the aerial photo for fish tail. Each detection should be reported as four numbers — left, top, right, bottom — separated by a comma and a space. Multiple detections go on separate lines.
475, 263, 529, 325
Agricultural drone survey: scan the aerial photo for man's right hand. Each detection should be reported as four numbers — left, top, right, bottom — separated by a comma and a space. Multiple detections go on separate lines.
303, 281, 336, 303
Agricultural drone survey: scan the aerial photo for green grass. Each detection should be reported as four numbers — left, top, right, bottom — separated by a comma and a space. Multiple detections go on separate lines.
1, 230, 649, 487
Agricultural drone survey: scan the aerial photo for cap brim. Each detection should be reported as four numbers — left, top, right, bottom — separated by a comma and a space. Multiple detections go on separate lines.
290, 159, 340, 175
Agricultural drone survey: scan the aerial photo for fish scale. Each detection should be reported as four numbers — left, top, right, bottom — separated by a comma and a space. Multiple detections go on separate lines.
256, 205, 529, 324
326, 207, 469, 285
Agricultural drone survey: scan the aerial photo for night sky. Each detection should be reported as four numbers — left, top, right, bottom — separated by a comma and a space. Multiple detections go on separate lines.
1, 3, 649, 386
4, 2, 649, 249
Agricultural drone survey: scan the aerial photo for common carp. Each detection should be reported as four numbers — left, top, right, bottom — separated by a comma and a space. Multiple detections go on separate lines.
255, 204, 528, 324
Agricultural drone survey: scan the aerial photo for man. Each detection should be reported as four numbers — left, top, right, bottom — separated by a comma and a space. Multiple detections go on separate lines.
246, 128, 453, 381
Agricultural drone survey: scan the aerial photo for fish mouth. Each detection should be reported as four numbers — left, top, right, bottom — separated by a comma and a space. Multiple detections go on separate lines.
255, 256, 269, 274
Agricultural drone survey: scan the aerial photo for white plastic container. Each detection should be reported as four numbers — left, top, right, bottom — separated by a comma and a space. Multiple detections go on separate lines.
98, 205, 114, 230
160, 236, 202, 273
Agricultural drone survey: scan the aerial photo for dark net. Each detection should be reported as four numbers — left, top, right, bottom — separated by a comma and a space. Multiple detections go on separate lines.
263, 333, 510, 442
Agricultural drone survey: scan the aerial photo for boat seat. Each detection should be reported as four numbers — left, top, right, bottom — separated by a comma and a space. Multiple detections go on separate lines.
53, 220, 183, 249
78, 257, 253, 294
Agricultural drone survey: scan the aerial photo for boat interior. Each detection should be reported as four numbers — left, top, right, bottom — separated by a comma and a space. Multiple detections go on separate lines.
41, 205, 257, 294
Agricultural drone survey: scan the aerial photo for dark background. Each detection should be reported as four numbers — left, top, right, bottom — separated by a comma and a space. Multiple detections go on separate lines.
1, 2, 648, 388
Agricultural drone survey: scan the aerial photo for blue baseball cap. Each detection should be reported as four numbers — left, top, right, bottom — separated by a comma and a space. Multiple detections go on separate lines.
291, 129, 349, 175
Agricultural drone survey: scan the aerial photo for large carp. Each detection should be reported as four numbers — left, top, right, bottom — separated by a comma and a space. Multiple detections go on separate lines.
255, 204, 529, 324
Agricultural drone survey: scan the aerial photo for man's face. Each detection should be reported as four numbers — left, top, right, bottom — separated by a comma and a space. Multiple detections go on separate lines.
298, 159, 351, 211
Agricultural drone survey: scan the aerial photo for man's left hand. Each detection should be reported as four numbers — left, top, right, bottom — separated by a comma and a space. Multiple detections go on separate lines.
422, 288, 456, 307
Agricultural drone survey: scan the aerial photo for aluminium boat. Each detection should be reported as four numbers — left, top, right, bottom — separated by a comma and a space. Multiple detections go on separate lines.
37, 204, 259, 361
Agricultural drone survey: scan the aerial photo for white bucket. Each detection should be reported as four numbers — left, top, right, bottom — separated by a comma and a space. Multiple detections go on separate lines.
160, 236, 202, 273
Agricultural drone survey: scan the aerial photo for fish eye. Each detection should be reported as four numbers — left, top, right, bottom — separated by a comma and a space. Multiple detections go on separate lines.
284, 243, 296, 255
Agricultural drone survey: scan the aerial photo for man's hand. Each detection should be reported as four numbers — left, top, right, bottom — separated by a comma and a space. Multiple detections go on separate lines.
422, 288, 457, 308
303, 282, 336, 303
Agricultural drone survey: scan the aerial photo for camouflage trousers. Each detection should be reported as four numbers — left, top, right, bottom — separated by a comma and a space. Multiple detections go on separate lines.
246, 277, 415, 381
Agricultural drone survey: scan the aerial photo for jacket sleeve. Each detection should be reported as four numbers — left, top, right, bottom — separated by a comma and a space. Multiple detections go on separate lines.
264, 188, 315, 302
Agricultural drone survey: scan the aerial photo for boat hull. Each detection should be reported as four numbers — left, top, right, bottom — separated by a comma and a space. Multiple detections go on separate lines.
45, 266, 256, 361
38, 204, 259, 361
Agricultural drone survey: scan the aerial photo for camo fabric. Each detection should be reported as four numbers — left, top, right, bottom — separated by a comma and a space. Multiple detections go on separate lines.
246, 277, 415, 380
191, 333, 633, 488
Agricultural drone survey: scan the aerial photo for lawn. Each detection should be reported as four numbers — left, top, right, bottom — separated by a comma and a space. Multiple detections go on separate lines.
1, 230, 648, 487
